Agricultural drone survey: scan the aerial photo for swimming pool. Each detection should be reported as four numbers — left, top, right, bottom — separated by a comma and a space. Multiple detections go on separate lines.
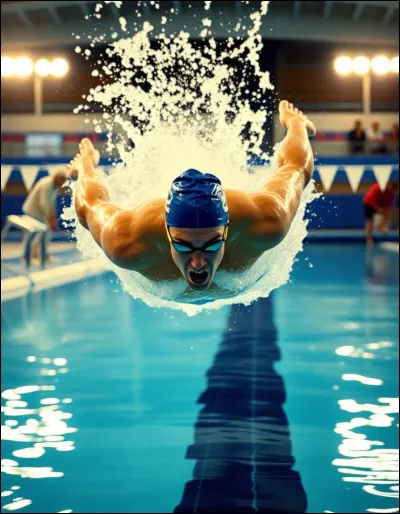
1, 243, 398, 513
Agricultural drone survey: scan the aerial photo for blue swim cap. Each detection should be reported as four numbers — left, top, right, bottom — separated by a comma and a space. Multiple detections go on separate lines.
165, 169, 229, 228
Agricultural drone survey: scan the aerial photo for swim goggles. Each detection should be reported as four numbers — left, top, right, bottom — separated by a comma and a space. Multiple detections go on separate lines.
166, 224, 229, 253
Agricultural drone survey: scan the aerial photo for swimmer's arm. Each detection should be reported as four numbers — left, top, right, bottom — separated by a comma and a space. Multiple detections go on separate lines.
228, 119, 314, 248
73, 156, 121, 240
256, 118, 313, 237
69, 139, 144, 268
74, 162, 163, 270
73, 162, 142, 267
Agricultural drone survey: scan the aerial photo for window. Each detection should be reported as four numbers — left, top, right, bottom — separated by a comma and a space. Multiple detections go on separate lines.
26, 133, 62, 157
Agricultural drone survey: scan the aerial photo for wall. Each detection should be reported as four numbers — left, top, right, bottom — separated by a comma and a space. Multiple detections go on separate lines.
275, 41, 399, 111
3, 111, 398, 140
1, 113, 100, 133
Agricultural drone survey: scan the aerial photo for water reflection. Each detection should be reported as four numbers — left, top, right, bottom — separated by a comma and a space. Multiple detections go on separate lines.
1, 355, 76, 511
365, 246, 399, 286
175, 297, 307, 513
333, 390, 398, 510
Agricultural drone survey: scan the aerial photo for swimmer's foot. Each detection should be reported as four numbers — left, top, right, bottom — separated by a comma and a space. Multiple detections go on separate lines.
367, 237, 374, 245
279, 100, 316, 137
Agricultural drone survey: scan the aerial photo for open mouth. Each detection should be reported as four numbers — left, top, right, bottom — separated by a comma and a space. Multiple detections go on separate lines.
189, 270, 209, 285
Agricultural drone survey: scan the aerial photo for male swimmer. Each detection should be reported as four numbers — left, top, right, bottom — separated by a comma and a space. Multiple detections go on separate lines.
68, 100, 315, 291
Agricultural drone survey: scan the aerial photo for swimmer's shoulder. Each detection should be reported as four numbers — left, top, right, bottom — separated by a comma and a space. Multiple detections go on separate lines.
225, 188, 287, 252
102, 197, 167, 272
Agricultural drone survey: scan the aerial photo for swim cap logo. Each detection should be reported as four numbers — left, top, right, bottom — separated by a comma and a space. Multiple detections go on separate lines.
220, 191, 228, 213
165, 188, 173, 214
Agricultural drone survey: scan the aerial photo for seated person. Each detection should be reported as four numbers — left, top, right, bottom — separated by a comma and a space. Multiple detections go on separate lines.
388, 123, 399, 154
367, 121, 388, 154
348, 120, 366, 155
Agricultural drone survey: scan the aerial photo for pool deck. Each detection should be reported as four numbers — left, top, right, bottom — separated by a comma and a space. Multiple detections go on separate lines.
1, 240, 105, 301
1, 230, 398, 301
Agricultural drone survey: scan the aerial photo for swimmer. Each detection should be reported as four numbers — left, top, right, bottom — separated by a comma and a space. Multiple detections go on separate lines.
68, 100, 315, 292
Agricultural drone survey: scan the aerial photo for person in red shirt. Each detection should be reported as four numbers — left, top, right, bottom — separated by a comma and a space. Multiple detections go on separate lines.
363, 180, 398, 244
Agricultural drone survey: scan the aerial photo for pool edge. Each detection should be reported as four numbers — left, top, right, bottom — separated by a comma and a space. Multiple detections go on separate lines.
1, 259, 106, 302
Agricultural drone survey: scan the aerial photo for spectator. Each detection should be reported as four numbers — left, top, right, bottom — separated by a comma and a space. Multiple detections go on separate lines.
367, 121, 388, 154
348, 120, 366, 155
363, 180, 398, 244
388, 122, 399, 154
22, 169, 67, 262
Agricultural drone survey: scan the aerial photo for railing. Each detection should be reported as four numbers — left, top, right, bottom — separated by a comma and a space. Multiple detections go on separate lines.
1, 132, 399, 158
311, 140, 398, 157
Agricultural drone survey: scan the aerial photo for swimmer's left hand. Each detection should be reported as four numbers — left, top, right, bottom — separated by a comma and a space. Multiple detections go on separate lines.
80, 138, 100, 167
67, 138, 100, 180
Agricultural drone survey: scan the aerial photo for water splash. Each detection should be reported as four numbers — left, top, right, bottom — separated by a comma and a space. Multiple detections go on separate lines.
63, 0, 318, 316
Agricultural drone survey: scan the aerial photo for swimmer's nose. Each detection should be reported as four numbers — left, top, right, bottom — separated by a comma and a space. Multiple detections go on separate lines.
190, 252, 206, 270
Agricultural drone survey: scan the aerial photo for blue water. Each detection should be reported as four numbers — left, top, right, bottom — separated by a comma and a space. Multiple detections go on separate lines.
1, 243, 398, 513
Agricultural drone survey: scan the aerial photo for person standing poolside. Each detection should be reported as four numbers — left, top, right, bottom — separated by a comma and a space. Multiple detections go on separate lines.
363, 181, 398, 245
68, 100, 315, 293
22, 170, 67, 261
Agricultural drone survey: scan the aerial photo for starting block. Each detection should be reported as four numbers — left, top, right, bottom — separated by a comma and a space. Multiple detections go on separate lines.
1, 215, 48, 269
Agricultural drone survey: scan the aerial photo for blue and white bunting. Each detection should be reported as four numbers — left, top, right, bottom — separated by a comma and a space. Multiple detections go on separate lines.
372, 165, 393, 191
20, 166, 39, 192
1, 165, 13, 192
318, 166, 337, 192
1, 163, 399, 193
344, 166, 365, 193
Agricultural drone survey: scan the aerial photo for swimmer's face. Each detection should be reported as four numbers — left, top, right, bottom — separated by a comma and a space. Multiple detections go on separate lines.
168, 226, 226, 290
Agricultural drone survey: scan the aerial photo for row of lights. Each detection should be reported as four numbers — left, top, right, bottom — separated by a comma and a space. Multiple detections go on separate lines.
334, 55, 399, 76
1, 57, 69, 78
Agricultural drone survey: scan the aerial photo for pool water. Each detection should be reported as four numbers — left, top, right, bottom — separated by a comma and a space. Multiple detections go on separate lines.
1, 243, 398, 513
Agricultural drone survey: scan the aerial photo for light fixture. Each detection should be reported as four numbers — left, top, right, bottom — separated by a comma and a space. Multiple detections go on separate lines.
371, 55, 390, 75
51, 58, 69, 77
35, 58, 51, 77
334, 56, 353, 76
352, 56, 370, 76
14, 57, 33, 77
1, 57, 14, 77
391, 56, 399, 73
